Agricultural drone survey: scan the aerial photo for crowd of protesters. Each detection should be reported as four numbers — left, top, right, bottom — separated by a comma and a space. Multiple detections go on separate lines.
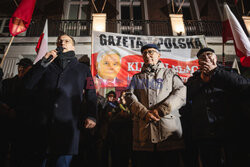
0, 34, 250, 167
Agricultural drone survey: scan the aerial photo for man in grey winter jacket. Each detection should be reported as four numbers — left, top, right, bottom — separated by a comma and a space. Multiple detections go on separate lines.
125, 44, 186, 167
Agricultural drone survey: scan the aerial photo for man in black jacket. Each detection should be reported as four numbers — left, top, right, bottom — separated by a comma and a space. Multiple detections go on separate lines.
23, 34, 97, 167
0, 58, 33, 167
185, 47, 250, 167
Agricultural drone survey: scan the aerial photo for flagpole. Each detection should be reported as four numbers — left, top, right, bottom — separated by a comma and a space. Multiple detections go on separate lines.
172, 0, 175, 14
0, 36, 15, 68
241, 0, 245, 15
0, 0, 19, 68
222, 43, 225, 66
13, 0, 19, 7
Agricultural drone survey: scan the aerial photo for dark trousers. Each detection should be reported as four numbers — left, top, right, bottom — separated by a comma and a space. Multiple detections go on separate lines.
11, 154, 73, 167
198, 141, 225, 167
134, 150, 181, 167
41, 155, 73, 167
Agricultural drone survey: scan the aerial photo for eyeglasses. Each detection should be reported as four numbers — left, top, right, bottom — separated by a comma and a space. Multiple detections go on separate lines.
57, 39, 72, 44
142, 50, 158, 56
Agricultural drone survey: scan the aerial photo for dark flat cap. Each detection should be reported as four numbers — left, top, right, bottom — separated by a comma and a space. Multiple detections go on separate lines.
141, 44, 159, 53
106, 90, 116, 98
197, 47, 215, 57
16, 58, 33, 67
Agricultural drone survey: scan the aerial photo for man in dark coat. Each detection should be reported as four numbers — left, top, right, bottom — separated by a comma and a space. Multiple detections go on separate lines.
23, 34, 97, 167
1, 58, 33, 109
185, 47, 250, 167
0, 58, 33, 167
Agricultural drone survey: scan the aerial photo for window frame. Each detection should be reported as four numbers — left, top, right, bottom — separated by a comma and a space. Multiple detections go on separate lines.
66, 0, 90, 20
117, 0, 145, 34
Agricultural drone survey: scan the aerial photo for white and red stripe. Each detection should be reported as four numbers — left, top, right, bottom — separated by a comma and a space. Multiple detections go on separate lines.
34, 19, 48, 64
222, 3, 250, 67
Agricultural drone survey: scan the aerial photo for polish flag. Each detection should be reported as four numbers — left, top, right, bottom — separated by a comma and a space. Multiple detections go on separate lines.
222, 3, 250, 67
34, 19, 48, 63
9, 0, 36, 36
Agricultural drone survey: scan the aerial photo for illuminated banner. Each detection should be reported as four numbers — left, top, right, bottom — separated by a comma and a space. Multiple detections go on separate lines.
91, 31, 207, 87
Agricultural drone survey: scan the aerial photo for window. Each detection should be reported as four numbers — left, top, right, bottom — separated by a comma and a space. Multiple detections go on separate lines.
182, 6, 192, 20
0, 18, 10, 35
68, 0, 89, 20
63, 0, 90, 36
118, 0, 144, 35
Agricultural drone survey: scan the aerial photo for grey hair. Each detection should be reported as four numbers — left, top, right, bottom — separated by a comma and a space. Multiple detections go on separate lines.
96, 49, 121, 64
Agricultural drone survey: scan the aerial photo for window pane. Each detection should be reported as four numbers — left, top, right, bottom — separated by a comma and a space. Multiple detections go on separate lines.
3, 19, 9, 32
3, 27, 9, 33
121, 6, 130, 19
182, 6, 192, 20
0, 20, 3, 31
81, 5, 88, 20
133, 6, 142, 20
69, 5, 79, 19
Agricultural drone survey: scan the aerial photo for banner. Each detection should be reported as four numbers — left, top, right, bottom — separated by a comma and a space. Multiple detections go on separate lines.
91, 31, 207, 88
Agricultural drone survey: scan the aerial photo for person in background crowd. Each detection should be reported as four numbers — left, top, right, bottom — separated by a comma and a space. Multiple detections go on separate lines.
109, 90, 133, 167
79, 55, 90, 67
0, 58, 33, 167
1, 58, 33, 108
21, 34, 97, 167
118, 90, 131, 116
93, 90, 107, 167
105, 91, 119, 117
105, 91, 119, 167
125, 44, 186, 167
185, 47, 250, 167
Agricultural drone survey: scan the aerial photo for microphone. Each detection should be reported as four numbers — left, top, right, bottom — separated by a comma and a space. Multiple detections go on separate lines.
46, 46, 64, 62
56, 46, 64, 56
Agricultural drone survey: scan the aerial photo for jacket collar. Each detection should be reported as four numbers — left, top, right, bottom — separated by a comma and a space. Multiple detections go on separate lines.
141, 61, 165, 73
51, 55, 78, 73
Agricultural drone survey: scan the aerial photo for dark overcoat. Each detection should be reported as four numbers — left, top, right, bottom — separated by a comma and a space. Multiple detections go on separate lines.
24, 57, 97, 155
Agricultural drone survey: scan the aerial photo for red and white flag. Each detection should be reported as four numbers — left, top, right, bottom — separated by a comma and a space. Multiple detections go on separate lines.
34, 19, 48, 63
9, 0, 36, 36
222, 3, 250, 67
